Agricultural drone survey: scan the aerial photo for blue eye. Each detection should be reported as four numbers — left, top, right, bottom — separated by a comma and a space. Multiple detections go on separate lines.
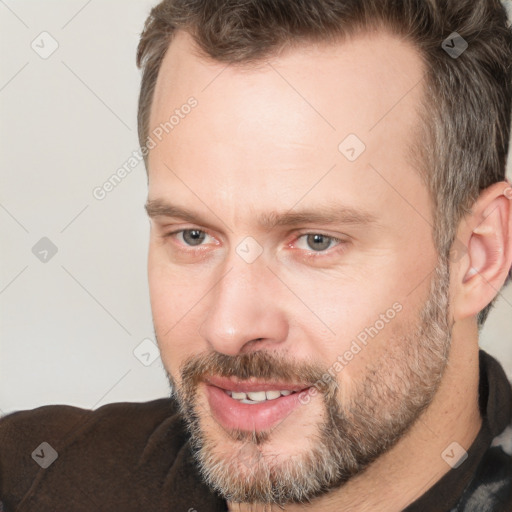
296, 234, 341, 252
165, 229, 343, 256
177, 229, 209, 246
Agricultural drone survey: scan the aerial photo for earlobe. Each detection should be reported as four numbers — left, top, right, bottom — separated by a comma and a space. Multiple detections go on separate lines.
453, 182, 512, 321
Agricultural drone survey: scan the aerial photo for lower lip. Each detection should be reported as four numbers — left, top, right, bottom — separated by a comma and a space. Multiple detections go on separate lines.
205, 384, 310, 432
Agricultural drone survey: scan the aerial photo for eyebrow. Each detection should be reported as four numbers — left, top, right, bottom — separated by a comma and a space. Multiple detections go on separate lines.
145, 199, 379, 231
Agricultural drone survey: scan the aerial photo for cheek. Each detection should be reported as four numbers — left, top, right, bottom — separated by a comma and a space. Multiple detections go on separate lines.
148, 243, 198, 321
148, 250, 205, 374
292, 274, 414, 368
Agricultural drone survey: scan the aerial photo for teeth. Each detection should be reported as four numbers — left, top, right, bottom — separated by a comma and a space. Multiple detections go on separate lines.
247, 391, 267, 402
226, 389, 296, 403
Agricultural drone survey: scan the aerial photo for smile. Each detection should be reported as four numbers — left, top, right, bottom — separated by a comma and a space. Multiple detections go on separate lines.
203, 377, 312, 431
225, 389, 295, 404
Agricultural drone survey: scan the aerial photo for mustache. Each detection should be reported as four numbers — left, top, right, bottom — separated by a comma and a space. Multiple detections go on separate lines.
178, 350, 331, 391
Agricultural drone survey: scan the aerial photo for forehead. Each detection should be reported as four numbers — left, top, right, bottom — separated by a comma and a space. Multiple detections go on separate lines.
149, 29, 424, 132
147, 29, 430, 232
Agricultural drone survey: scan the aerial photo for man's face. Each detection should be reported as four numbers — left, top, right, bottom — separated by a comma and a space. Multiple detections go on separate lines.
146, 31, 451, 503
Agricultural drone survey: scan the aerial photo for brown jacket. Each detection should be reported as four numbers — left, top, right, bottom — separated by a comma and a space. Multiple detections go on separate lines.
1, 350, 511, 511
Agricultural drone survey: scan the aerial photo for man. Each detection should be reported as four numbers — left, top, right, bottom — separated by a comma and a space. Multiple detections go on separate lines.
1, 0, 512, 510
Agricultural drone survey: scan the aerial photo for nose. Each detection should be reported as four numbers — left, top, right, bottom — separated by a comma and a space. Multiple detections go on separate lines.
199, 255, 289, 356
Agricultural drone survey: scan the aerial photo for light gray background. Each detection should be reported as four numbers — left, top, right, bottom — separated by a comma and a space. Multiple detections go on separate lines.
1, 0, 511, 416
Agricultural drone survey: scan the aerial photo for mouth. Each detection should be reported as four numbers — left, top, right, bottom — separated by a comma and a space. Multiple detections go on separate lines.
225, 388, 296, 404
203, 376, 312, 431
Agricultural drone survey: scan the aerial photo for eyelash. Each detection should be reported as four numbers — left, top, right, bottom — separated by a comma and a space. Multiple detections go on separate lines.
163, 228, 347, 257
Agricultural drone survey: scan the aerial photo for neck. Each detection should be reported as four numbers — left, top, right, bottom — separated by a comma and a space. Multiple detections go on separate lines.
228, 319, 482, 512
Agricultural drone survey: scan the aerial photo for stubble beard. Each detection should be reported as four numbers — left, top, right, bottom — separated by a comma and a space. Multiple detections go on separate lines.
167, 259, 452, 505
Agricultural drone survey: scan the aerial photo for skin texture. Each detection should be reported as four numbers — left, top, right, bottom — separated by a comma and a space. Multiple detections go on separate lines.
146, 30, 512, 511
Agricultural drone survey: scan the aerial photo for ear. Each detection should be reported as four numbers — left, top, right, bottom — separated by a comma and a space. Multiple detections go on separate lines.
451, 181, 512, 322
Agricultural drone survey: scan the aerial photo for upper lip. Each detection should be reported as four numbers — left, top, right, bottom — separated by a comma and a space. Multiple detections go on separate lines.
204, 376, 311, 393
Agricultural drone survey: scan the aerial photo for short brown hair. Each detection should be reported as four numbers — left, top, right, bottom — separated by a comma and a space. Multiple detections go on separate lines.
137, 0, 512, 326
